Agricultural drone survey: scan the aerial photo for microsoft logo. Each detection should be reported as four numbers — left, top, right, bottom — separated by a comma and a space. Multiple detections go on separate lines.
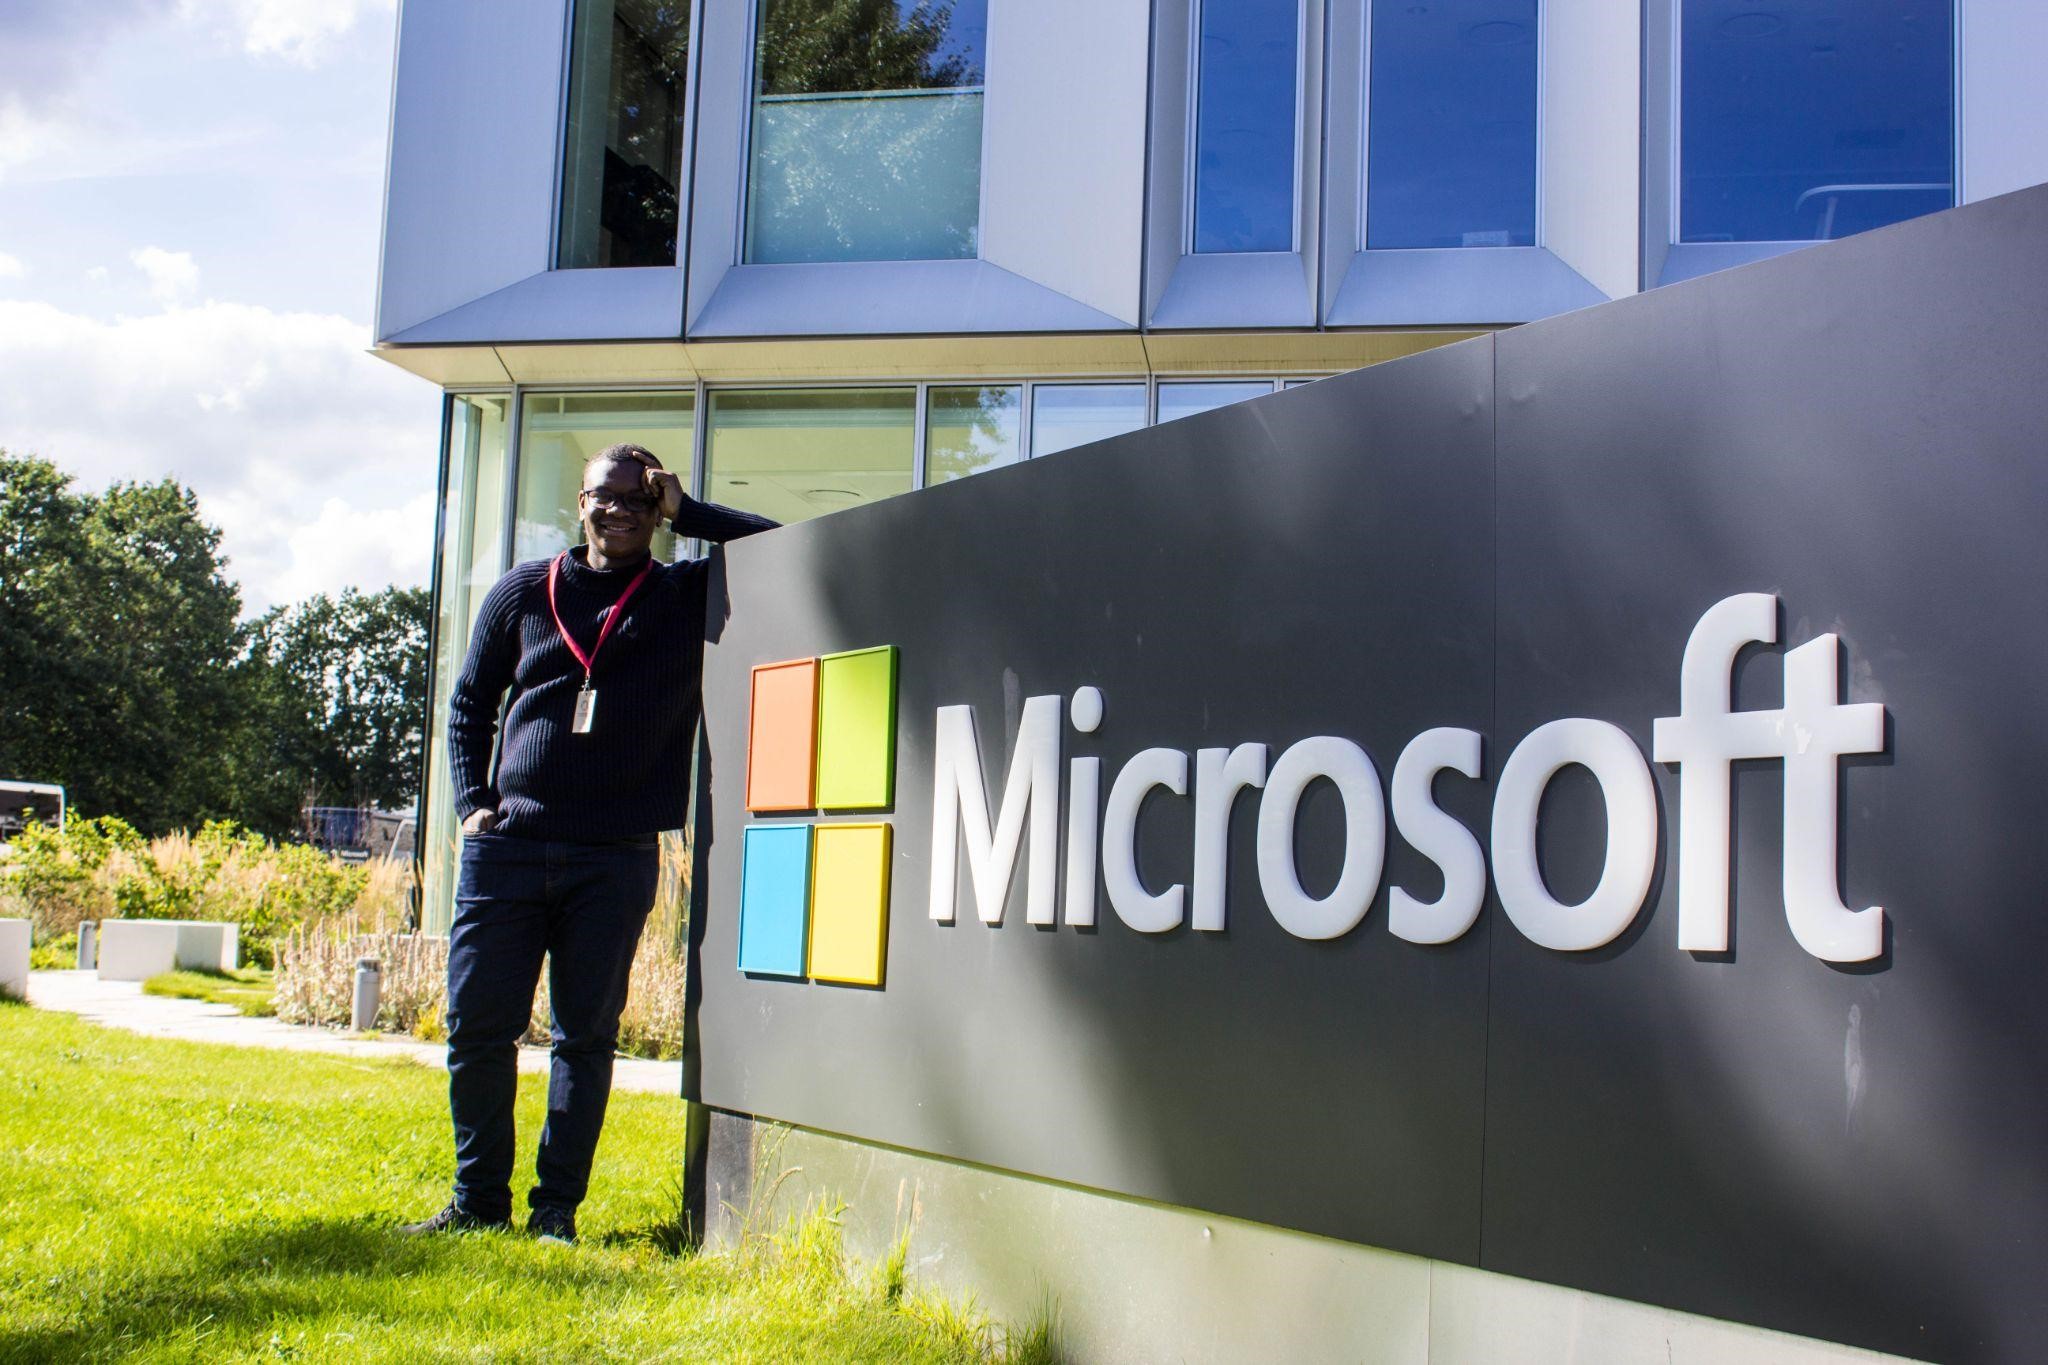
738, 645, 899, 986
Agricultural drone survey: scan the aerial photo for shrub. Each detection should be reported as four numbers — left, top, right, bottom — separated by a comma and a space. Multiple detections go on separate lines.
0, 814, 395, 969
0, 816, 143, 941
275, 928, 448, 1036
273, 831, 690, 1060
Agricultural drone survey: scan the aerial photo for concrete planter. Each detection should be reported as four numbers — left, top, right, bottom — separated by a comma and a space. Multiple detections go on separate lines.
96, 920, 239, 981
0, 919, 28, 1001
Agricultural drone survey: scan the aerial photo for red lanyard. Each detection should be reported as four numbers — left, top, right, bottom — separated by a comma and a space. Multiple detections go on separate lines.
545, 553, 654, 687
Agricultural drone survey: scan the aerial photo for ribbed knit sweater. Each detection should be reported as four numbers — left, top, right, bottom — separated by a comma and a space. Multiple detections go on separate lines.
446, 498, 778, 842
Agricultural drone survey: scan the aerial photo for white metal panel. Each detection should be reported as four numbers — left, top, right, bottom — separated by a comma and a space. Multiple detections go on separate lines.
980, 0, 1150, 326
377, 0, 569, 342
1145, 0, 1323, 330
1540, 0, 1639, 302
1960, 0, 2048, 203
684, 0, 755, 333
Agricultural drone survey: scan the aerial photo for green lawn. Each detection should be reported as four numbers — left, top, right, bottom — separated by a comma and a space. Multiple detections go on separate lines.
141, 968, 276, 1017
0, 1001, 1051, 1363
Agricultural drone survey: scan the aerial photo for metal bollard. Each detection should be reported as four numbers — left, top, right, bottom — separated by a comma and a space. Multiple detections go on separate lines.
352, 958, 382, 1032
77, 922, 97, 971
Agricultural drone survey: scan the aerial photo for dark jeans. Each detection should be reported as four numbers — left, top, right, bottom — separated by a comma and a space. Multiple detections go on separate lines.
447, 831, 659, 1222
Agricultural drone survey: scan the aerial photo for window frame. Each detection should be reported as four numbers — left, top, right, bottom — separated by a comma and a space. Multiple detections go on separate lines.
1145, 0, 1323, 329
551, 0, 703, 272
1644, 0, 1963, 289
1183, 0, 1312, 257
1321, 0, 1606, 326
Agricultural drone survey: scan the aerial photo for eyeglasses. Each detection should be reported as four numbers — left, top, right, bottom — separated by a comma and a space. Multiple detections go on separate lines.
580, 487, 659, 514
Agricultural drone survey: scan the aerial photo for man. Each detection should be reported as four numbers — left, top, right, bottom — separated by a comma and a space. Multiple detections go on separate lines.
403, 443, 775, 1243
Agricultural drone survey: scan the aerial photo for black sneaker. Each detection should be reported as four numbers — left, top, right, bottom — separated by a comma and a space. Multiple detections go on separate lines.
400, 1203, 511, 1236
527, 1207, 577, 1245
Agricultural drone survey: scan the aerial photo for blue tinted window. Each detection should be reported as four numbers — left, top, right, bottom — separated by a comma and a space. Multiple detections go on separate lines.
1366, 0, 1538, 250
1157, 381, 1273, 423
747, 0, 987, 263
1681, 1, 1953, 243
1193, 0, 1301, 253
1030, 385, 1147, 458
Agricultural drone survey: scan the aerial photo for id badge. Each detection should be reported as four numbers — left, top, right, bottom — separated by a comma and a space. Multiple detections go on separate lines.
572, 686, 597, 734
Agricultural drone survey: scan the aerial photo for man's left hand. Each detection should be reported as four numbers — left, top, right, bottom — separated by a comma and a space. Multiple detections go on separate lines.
643, 466, 685, 522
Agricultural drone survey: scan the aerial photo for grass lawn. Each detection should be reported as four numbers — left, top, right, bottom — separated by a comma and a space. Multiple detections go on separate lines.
0, 1001, 1050, 1363
142, 968, 276, 1018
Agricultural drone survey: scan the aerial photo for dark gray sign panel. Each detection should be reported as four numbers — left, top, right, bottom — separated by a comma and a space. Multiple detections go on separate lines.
696, 186, 2048, 1360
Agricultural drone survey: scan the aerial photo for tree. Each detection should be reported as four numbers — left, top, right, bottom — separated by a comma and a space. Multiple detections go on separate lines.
0, 453, 245, 834
0, 452, 430, 838
241, 586, 430, 819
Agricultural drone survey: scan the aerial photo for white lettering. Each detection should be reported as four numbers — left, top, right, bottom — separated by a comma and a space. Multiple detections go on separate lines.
1651, 592, 1783, 952
1256, 737, 1385, 941
928, 696, 1062, 925
1389, 727, 1487, 945
1103, 747, 1189, 933
1492, 718, 1658, 951
1780, 636, 1885, 961
1192, 744, 1268, 932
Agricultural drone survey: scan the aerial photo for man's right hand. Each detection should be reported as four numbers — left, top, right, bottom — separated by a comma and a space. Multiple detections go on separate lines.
462, 808, 499, 836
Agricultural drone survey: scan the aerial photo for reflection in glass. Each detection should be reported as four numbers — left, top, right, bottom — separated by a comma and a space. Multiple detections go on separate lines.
1681, 0, 1953, 244
1367, 0, 1537, 249
747, 0, 987, 263
513, 392, 695, 565
1030, 385, 1147, 458
559, 0, 691, 269
1193, 0, 1300, 253
422, 394, 511, 933
926, 386, 1023, 483
706, 389, 916, 523
1156, 381, 1273, 424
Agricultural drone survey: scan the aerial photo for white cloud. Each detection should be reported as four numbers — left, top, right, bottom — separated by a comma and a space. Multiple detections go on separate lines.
0, 296, 441, 613
130, 246, 200, 307
178, 0, 394, 65
0, 252, 24, 280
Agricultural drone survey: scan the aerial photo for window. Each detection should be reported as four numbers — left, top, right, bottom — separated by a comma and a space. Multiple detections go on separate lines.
1157, 380, 1274, 424
1030, 384, 1148, 458
1366, 0, 1538, 249
422, 394, 511, 932
706, 389, 917, 522
558, 0, 692, 269
1680, 0, 1954, 244
513, 392, 697, 564
926, 385, 1023, 484
1192, 0, 1301, 253
746, 0, 988, 263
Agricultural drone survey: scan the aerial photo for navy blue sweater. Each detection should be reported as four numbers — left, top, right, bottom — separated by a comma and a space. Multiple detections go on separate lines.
446, 499, 777, 842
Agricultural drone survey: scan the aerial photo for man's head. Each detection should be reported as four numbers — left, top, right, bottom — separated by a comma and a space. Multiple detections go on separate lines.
579, 443, 664, 564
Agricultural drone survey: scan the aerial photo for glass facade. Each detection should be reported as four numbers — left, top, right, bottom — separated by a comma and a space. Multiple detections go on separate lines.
706, 389, 917, 523
558, 0, 692, 269
926, 385, 1023, 484
414, 373, 1322, 926
1157, 380, 1274, 425
1366, 0, 1538, 250
421, 394, 511, 933
746, 0, 988, 263
514, 392, 695, 564
1030, 385, 1148, 458
1192, 0, 1300, 253
1680, 0, 1954, 244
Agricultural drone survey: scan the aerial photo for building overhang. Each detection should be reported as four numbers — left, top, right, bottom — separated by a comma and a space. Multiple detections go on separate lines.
368, 329, 1491, 389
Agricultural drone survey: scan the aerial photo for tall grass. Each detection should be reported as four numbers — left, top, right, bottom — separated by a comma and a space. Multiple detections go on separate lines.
275, 830, 692, 1059
0, 817, 378, 968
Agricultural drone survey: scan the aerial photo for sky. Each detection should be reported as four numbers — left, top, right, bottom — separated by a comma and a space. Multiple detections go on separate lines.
0, 0, 441, 614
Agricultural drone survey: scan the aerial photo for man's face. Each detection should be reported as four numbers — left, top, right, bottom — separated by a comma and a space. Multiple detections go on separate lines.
579, 457, 662, 561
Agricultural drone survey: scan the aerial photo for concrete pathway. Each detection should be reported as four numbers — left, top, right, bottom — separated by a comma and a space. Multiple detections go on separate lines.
23, 970, 683, 1096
